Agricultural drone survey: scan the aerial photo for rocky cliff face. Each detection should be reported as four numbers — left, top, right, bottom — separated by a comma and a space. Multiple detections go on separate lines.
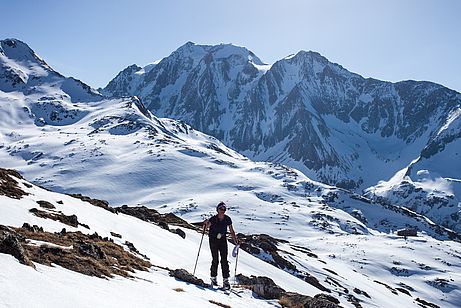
103, 43, 461, 189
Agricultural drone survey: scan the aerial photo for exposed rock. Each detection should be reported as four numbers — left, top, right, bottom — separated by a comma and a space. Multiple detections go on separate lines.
397, 228, 417, 237
238, 233, 290, 269
78, 241, 106, 259
209, 300, 231, 308
236, 274, 285, 299
172, 228, 186, 239
115, 205, 198, 233
22, 223, 43, 233
125, 241, 149, 260
169, 268, 208, 288
395, 287, 411, 296
280, 292, 342, 308
158, 221, 169, 230
315, 294, 340, 305
0, 168, 29, 199
0, 229, 35, 268
110, 231, 122, 238
237, 273, 341, 306
353, 288, 371, 299
373, 280, 398, 295
415, 297, 440, 308
29, 208, 81, 228
37, 200, 55, 209
305, 274, 330, 292
238, 233, 330, 292
69, 193, 115, 213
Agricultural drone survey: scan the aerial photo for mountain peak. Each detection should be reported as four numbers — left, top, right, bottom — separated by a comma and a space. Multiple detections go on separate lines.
172, 41, 265, 65
1, 37, 55, 76
172, 41, 208, 60
286, 50, 329, 65
1, 38, 41, 63
210, 43, 265, 65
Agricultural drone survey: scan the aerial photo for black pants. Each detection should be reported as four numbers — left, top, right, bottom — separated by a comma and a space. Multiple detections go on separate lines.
209, 237, 229, 278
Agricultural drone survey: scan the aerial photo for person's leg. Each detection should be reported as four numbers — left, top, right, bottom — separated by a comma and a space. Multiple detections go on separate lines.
209, 238, 219, 279
219, 239, 230, 279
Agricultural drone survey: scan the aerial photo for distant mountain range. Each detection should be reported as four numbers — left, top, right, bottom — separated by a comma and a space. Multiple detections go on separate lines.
102, 41, 461, 232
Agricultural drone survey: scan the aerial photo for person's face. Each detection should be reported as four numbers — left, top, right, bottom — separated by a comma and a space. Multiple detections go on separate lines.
218, 206, 226, 213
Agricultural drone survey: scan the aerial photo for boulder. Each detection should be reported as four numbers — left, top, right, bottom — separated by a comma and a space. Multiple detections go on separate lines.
169, 268, 208, 288
78, 241, 106, 259
0, 231, 35, 268
236, 274, 285, 299
37, 200, 55, 209
280, 292, 342, 308
172, 228, 186, 239
397, 228, 417, 237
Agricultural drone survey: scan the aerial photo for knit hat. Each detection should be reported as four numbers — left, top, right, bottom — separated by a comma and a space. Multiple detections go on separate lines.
216, 201, 226, 211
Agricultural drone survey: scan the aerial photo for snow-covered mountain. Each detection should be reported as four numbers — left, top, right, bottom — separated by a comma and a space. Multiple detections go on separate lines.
1, 39, 102, 102
1, 38, 461, 307
102, 42, 461, 233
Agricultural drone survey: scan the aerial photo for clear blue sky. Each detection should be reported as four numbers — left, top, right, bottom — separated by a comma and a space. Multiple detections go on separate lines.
2, 0, 460, 92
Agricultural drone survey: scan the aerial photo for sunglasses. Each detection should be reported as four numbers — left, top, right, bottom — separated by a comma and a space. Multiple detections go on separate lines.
218, 207, 226, 211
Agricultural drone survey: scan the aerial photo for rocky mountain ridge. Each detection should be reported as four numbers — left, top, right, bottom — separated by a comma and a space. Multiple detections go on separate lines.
103, 41, 461, 232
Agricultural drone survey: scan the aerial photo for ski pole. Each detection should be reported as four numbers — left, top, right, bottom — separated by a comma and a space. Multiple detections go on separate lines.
193, 226, 206, 276
234, 245, 239, 284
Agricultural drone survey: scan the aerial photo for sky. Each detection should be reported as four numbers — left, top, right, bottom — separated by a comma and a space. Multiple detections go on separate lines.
1, 0, 460, 92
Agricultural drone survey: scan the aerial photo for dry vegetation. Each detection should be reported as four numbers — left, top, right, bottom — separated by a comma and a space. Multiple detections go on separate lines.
0, 168, 29, 199
1, 223, 151, 278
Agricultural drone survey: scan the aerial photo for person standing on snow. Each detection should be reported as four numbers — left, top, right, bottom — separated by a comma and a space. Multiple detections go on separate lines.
203, 201, 239, 289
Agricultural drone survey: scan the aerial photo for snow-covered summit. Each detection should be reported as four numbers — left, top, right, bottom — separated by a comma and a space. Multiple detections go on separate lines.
1, 38, 53, 71
173, 41, 266, 65
0, 38, 102, 102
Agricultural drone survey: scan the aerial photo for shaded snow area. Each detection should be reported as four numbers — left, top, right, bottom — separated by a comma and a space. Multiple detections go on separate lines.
364, 109, 461, 233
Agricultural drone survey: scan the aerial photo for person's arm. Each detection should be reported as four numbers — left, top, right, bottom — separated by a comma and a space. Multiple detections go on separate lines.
228, 224, 238, 244
203, 219, 210, 233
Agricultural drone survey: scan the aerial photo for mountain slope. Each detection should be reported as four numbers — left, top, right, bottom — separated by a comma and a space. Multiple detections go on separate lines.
103, 42, 461, 232
1, 38, 102, 102
1, 168, 323, 308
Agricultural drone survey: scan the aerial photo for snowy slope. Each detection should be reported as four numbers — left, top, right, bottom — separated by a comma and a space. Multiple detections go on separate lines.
1, 38, 461, 307
365, 107, 461, 232
1, 165, 461, 308
0, 169, 321, 308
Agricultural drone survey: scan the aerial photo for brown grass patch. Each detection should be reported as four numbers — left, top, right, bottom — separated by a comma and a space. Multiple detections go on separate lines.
29, 208, 89, 229
173, 288, 185, 292
9, 225, 152, 278
0, 168, 28, 199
